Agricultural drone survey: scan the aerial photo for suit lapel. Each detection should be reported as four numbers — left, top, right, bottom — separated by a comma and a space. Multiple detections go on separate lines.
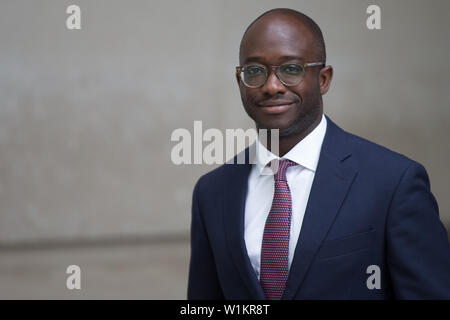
223, 148, 266, 299
283, 115, 358, 299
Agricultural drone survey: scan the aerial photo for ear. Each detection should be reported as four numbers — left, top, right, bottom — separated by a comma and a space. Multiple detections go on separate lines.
319, 65, 333, 95
236, 70, 242, 86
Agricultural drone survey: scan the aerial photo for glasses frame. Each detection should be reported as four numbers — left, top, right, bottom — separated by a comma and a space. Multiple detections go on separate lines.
236, 62, 324, 88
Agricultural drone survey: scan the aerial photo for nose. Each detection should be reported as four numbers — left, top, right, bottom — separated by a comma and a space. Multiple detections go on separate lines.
261, 69, 286, 95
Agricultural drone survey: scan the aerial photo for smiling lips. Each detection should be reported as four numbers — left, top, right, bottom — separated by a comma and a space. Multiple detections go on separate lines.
257, 100, 295, 114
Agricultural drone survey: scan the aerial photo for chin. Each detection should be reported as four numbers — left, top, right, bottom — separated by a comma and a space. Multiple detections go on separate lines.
279, 125, 304, 137
259, 112, 319, 138
256, 120, 298, 136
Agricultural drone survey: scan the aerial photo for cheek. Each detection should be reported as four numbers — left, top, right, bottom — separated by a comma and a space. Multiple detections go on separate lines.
240, 87, 259, 105
294, 81, 319, 105
238, 84, 247, 100
303, 76, 321, 98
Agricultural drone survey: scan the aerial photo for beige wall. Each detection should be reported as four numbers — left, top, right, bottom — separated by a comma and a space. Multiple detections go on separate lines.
0, 0, 449, 298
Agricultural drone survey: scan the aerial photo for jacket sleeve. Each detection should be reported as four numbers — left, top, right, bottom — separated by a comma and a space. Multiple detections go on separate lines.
187, 177, 224, 299
387, 161, 450, 299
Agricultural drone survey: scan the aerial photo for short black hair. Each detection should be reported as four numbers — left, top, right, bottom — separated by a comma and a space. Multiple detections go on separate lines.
239, 8, 326, 64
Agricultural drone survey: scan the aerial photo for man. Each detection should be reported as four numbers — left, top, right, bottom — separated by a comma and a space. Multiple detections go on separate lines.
187, 8, 450, 299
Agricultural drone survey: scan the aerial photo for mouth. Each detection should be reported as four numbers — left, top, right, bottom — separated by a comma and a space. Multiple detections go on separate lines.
257, 101, 295, 114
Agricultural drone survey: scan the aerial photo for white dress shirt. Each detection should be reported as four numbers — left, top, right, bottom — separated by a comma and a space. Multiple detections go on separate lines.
244, 113, 327, 280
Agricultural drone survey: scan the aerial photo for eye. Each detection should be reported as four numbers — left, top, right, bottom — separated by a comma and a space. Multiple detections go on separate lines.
281, 64, 304, 74
244, 65, 265, 76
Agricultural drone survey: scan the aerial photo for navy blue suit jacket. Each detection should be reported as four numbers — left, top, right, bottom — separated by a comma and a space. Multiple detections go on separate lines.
187, 115, 450, 299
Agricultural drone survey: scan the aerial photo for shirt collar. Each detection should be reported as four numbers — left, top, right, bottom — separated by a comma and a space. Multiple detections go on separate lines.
254, 113, 327, 175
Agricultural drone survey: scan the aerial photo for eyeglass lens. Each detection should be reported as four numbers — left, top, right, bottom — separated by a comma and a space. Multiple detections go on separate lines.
242, 64, 305, 87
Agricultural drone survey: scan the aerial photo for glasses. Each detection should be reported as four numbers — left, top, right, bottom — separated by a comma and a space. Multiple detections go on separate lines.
236, 62, 324, 88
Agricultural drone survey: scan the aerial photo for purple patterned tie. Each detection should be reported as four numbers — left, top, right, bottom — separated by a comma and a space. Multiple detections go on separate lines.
260, 159, 298, 300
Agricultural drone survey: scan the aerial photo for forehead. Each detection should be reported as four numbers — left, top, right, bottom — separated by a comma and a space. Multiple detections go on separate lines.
240, 15, 316, 64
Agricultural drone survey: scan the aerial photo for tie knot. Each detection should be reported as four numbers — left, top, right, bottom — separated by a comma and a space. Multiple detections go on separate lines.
269, 159, 297, 181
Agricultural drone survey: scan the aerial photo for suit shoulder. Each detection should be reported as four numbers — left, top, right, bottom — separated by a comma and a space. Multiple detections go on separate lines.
342, 129, 422, 172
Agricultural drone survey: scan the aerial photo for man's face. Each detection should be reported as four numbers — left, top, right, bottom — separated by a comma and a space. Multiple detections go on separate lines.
238, 15, 324, 137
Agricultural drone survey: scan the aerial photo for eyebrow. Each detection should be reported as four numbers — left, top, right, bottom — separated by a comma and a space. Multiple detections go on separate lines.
243, 55, 305, 64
